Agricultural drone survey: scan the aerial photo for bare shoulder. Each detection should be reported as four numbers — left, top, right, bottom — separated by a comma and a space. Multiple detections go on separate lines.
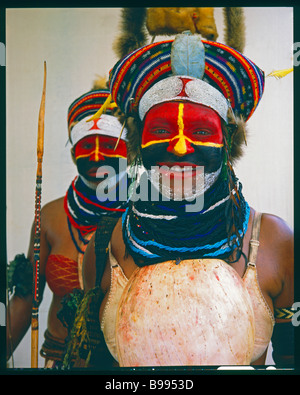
257, 212, 294, 302
110, 218, 123, 246
110, 218, 125, 263
261, 213, 293, 241
41, 196, 65, 218
260, 213, 293, 265
40, 196, 66, 231
28, 196, 65, 245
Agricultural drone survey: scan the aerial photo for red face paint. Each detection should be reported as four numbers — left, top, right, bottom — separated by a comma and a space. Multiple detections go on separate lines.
142, 102, 223, 156
74, 134, 127, 161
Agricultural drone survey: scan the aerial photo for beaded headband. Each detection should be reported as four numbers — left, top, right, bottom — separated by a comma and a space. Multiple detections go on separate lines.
139, 76, 229, 122
70, 114, 127, 147
67, 89, 127, 146
108, 32, 265, 123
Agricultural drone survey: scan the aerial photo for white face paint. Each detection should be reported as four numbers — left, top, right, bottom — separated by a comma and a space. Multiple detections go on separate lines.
146, 163, 222, 201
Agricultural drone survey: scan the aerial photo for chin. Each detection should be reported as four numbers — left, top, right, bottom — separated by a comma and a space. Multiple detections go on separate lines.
79, 174, 104, 190
147, 163, 222, 201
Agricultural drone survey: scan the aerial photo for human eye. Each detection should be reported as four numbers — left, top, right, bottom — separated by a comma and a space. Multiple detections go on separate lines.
152, 129, 171, 136
103, 142, 114, 150
82, 142, 93, 149
193, 130, 211, 136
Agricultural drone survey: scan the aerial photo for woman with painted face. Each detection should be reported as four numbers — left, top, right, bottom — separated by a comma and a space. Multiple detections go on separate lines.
6, 88, 128, 368
80, 33, 294, 368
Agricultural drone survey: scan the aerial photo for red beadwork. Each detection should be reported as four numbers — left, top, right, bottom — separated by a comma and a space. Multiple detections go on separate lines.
45, 254, 81, 297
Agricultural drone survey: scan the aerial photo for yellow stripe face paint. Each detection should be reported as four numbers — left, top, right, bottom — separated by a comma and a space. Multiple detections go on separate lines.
172, 103, 188, 156
141, 101, 224, 152
74, 135, 127, 161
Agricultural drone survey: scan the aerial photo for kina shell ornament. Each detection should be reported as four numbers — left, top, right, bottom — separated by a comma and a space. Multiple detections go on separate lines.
116, 259, 255, 366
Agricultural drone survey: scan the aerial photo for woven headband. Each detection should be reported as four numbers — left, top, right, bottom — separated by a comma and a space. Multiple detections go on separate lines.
67, 89, 126, 146
68, 89, 114, 129
108, 32, 264, 122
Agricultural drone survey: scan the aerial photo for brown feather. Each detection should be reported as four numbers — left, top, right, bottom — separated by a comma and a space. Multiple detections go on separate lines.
113, 8, 148, 59
91, 75, 108, 90
223, 7, 246, 53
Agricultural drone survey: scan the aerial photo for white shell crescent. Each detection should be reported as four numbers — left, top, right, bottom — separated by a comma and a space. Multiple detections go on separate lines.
116, 259, 255, 366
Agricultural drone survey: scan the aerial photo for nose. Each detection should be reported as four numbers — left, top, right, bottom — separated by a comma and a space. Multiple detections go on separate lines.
167, 136, 195, 156
89, 136, 105, 162
88, 149, 105, 162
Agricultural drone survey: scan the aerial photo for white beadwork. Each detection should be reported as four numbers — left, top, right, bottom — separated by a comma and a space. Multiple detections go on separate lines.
138, 76, 229, 122
70, 114, 127, 146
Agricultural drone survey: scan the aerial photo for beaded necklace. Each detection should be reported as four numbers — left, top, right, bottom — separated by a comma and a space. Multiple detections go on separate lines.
122, 174, 250, 266
64, 175, 127, 252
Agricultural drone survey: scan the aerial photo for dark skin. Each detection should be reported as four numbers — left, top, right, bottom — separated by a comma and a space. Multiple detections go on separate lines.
82, 103, 294, 367
6, 139, 116, 364
6, 196, 80, 361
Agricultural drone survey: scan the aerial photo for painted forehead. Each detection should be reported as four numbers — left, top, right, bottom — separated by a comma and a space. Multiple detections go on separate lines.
142, 101, 223, 148
144, 101, 222, 125
74, 134, 127, 159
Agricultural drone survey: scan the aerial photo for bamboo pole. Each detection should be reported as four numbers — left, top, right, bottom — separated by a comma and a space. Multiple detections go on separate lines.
31, 61, 46, 368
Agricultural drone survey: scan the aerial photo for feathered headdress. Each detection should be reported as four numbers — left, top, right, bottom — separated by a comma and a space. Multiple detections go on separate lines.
113, 8, 148, 60
223, 7, 246, 53
109, 7, 250, 163
67, 76, 127, 147
108, 32, 264, 164
146, 7, 218, 41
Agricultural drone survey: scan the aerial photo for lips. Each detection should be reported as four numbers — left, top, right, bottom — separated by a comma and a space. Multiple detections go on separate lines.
88, 166, 115, 178
87, 167, 99, 177
157, 161, 200, 168
155, 162, 203, 180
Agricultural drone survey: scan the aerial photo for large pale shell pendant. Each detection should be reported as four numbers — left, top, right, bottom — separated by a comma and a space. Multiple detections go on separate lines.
116, 259, 255, 366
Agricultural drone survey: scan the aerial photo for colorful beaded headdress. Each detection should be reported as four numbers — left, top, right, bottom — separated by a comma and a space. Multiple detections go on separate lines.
67, 89, 127, 146
108, 32, 264, 162
64, 88, 128, 241
109, 33, 264, 122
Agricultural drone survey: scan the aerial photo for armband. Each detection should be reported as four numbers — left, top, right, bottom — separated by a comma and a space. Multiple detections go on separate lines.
7, 253, 33, 298
274, 307, 296, 320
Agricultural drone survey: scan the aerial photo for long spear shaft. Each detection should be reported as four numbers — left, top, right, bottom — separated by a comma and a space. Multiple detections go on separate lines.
31, 61, 46, 368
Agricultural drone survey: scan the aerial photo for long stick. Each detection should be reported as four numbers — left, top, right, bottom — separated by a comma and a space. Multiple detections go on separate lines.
31, 61, 46, 368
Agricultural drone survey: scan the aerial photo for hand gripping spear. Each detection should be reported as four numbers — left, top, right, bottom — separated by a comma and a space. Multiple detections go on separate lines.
31, 61, 46, 368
